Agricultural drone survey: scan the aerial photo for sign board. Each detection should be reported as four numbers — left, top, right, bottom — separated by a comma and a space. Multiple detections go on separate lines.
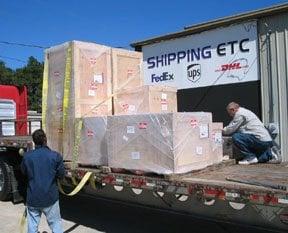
142, 21, 258, 89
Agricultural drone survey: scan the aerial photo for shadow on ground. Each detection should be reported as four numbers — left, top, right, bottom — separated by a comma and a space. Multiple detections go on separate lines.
59, 194, 280, 233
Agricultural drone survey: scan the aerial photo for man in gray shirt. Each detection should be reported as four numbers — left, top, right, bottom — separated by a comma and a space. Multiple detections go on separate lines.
223, 102, 273, 165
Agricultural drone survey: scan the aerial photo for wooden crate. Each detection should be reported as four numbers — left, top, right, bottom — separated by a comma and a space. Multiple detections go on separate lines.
73, 41, 112, 117
46, 42, 68, 122
107, 112, 213, 174
77, 117, 108, 166
210, 122, 223, 164
45, 43, 68, 154
45, 41, 113, 159
114, 85, 177, 115
112, 48, 143, 94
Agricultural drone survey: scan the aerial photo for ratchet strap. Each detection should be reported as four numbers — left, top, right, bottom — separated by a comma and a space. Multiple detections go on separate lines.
42, 53, 49, 131
58, 171, 92, 196
19, 207, 27, 233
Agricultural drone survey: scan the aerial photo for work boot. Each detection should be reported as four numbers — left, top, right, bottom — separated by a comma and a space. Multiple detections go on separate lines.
238, 157, 258, 165
268, 146, 282, 164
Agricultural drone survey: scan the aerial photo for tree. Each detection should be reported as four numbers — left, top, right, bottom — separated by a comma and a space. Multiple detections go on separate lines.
14, 57, 43, 112
0, 61, 15, 85
0, 57, 44, 112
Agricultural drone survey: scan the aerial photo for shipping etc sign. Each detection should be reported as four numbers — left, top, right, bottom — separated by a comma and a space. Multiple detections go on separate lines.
142, 21, 258, 89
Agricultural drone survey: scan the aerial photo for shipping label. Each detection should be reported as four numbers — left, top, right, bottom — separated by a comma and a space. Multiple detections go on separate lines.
131, 151, 140, 160
127, 126, 135, 134
199, 124, 209, 138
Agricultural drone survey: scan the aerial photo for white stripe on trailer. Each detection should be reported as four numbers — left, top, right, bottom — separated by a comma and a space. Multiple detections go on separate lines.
278, 198, 288, 204
229, 202, 246, 210
114, 185, 124, 191
175, 195, 189, 202
146, 182, 156, 187
132, 188, 143, 195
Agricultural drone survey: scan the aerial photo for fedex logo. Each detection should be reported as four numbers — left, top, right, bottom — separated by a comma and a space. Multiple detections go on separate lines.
151, 72, 174, 83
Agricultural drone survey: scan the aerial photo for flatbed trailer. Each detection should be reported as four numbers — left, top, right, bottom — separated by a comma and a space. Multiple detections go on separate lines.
61, 160, 288, 232
1, 135, 288, 232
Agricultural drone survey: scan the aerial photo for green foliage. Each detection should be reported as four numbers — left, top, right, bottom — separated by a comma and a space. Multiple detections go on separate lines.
0, 57, 43, 112
0, 61, 15, 84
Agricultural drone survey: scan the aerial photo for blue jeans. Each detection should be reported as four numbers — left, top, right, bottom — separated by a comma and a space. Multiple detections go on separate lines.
27, 200, 63, 233
232, 133, 273, 163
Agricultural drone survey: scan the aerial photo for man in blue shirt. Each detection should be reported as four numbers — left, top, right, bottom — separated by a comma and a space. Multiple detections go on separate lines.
21, 129, 65, 233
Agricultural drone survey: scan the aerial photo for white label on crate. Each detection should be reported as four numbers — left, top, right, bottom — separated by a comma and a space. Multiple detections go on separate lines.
128, 105, 136, 112
131, 151, 140, 160
94, 74, 103, 84
56, 92, 62, 100
161, 93, 167, 100
196, 146, 203, 155
161, 104, 168, 111
278, 198, 288, 204
88, 89, 95, 96
214, 132, 222, 144
123, 135, 129, 141
199, 124, 209, 138
127, 126, 135, 134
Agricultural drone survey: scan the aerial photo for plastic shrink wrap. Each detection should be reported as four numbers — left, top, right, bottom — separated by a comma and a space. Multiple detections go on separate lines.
107, 112, 218, 174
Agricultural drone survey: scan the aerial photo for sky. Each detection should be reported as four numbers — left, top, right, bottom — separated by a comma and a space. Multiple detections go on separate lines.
1, 0, 287, 69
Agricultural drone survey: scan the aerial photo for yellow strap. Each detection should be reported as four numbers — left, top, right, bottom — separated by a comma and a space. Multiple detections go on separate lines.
42, 53, 49, 131
72, 118, 83, 170
60, 43, 73, 154
58, 171, 92, 196
89, 173, 97, 189
71, 176, 78, 186
62, 43, 72, 133
19, 208, 27, 233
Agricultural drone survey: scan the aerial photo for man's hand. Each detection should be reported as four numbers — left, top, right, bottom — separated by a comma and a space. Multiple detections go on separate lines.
64, 162, 73, 170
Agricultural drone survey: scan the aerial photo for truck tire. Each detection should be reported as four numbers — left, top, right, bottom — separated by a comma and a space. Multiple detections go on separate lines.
0, 159, 12, 201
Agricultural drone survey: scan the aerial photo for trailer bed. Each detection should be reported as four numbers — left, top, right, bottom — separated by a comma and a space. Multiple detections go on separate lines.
66, 160, 288, 203
182, 162, 288, 193
0, 135, 33, 148
62, 160, 288, 231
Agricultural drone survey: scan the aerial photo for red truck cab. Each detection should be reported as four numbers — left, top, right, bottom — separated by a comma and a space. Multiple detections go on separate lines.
0, 85, 28, 136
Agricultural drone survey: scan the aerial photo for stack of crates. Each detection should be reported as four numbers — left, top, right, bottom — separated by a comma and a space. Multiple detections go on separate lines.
43, 40, 223, 174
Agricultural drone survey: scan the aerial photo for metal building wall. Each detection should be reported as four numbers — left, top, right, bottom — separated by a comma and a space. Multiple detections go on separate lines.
258, 11, 288, 161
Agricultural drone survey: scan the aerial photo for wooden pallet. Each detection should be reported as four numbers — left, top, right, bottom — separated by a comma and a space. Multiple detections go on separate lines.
164, 159, 236, 181
65, 159, 236, 182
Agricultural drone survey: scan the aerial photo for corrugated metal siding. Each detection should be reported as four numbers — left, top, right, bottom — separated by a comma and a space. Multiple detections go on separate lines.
259, 12, 288, 161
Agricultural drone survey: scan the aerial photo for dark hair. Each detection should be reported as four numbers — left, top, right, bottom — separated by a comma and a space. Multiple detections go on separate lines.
32, 129, 47, 146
